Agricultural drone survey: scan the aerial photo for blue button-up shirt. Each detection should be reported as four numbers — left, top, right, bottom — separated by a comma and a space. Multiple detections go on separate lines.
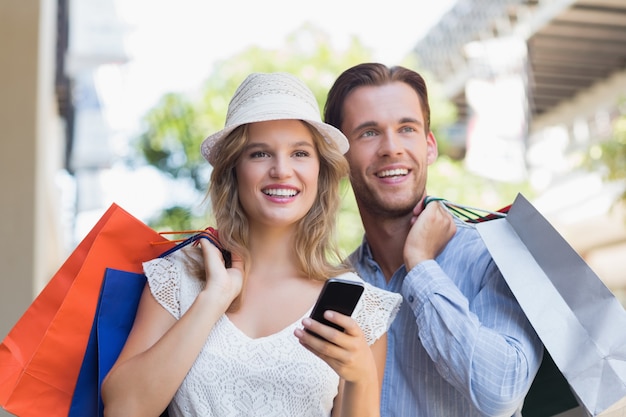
348, 220, 543, 417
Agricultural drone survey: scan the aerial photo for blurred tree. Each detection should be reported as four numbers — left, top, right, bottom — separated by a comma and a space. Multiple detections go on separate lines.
135, 24, 372, 238
584, 101, 626, 211
134, 24, 533, 255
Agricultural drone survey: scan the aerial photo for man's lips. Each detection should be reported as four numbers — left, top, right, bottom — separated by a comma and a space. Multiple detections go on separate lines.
376, 168, 409, 179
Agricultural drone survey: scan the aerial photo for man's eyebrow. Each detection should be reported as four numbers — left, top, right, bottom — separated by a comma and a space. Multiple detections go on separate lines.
351, 121, 378, 135
352, 118, 424, 134
399, 117, 424, 126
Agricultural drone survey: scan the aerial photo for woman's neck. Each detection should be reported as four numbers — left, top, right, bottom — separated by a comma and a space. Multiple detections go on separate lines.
246, 224, 302, 280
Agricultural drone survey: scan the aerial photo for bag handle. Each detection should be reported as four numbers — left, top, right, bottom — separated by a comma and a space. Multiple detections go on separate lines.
424, 196, 509, 224
157, 228, 232, 267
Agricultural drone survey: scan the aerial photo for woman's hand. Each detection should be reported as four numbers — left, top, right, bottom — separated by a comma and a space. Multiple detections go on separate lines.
199, 239, 243, 310
295, 311, 376, 383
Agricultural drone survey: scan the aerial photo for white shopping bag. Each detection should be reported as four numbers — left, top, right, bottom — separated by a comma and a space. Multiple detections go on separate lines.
475, 193, 626, 417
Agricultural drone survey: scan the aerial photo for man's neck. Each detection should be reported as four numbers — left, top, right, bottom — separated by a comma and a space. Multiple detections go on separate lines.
360, 211, 413, 282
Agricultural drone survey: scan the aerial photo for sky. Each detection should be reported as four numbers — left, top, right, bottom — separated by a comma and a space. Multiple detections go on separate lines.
104, 0, 456, 128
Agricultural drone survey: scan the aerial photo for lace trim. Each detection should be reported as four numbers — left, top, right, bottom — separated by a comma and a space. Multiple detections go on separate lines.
143, 256, 181, 318
354, 282, 402, 344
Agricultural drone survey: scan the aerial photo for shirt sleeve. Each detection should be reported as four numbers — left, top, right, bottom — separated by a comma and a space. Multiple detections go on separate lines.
402, 257, 543, 416
143, 255, 182, 319
348, 273, 403, 345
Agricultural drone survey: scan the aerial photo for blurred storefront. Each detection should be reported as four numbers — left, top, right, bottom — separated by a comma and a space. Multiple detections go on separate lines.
412, 0, 626, 300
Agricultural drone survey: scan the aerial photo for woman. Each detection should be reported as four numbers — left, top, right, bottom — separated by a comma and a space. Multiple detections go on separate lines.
101, 72, 401, 417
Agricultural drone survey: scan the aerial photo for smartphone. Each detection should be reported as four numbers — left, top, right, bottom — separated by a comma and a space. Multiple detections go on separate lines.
307, 278, 365, 339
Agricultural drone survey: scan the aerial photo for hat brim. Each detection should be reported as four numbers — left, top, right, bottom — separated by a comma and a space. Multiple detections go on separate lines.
201, 117, 349, 165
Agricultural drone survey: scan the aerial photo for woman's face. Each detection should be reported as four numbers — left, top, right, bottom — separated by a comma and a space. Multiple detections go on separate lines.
235, 119, 320, 230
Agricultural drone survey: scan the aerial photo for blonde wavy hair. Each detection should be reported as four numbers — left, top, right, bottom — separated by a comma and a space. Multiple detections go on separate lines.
202, 121, 350, 282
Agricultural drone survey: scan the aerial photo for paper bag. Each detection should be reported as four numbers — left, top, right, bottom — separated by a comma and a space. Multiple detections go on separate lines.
68, 268, 147, 417
0, 204, 174, 417
476, 193, 626, 416
68, 229, 222, 417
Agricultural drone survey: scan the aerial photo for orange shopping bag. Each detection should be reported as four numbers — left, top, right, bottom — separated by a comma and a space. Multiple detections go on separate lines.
0, 203, 174, 417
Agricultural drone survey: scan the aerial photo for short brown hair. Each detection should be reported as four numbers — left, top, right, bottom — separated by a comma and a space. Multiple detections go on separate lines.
324, 63, 431, 133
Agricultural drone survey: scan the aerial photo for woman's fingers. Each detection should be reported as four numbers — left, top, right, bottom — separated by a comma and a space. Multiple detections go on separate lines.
198, 239, 243, 305
199, 238, 226, 270
297, 312, 360, 356
295, 312, 373, 382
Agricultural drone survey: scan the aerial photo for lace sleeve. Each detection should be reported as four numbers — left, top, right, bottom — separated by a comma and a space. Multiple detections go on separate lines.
352, 279, 402, 345
142, 256, 182, 319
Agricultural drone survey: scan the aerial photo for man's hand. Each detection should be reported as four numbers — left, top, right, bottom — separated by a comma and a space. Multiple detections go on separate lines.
404, 201, 456, 270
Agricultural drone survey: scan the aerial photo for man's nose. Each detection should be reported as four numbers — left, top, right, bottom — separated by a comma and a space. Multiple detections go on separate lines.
377, 130, 404, 156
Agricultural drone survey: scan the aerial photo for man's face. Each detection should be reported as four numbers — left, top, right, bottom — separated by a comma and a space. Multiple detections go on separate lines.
340, 82, 438, 219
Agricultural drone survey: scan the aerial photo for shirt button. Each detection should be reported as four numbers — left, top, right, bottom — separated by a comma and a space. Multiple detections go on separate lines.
408, 295, 415, 303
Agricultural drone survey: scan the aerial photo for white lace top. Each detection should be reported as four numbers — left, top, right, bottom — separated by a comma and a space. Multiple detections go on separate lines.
143, 251, 402, 417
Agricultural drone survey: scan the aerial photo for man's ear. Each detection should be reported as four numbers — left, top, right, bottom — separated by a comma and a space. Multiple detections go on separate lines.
426, 131, 438, 165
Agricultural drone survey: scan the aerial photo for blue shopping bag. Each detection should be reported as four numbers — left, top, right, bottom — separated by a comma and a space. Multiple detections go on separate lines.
68, 229, 227, 417
68, 268, 146, 417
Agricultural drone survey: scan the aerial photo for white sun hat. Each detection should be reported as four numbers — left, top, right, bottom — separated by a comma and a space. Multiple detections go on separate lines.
200, 72, 349, 165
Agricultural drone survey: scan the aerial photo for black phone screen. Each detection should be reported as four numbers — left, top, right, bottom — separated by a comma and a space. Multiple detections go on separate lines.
308, 278, 365, 337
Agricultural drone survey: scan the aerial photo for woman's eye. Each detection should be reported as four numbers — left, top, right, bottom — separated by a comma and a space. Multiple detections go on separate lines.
293, 150, 310, 157
250, 151, 269, 158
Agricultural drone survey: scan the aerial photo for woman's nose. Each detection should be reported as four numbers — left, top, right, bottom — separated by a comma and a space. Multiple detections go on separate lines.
269, 156, 293, 178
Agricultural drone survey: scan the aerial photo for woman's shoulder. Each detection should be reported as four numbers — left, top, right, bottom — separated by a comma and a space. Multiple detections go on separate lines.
143, 249, 204, 318
335, 272, 402, 345
334, 272, 401, 303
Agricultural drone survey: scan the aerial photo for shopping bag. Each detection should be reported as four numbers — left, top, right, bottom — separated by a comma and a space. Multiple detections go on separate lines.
0, 203, 174, 417
475, 193, 626, 417
68, 268, 146, 417
68, 229, 225, 417
430, 196, 580, 416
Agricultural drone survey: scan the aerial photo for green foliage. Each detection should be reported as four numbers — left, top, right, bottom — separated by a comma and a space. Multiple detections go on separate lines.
138, 93, 211, 191
584, 103, 626, 205
134, 23, 535, 256
336, 179, 364, 258
134, 24, 372, 231
148, 205, 209, 234
427, 156, 534, 210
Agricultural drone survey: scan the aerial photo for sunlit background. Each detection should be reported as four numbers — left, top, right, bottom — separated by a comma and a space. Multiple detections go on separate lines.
2, 0, 626, 350
66, 0, 456, 236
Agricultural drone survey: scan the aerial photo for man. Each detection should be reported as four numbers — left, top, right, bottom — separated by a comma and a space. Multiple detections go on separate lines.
324, 63, 543, 416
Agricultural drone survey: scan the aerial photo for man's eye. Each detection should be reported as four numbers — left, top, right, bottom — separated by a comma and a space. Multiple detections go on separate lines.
400, 126, 417, 133
361, 130, 377, 138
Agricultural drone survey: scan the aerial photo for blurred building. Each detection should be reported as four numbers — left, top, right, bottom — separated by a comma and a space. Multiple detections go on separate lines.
0, 0, 129, 368
411, 0, 626, 299
1, 0, 67, 356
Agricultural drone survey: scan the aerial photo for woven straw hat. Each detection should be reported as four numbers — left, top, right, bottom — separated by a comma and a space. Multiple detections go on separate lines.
200, 72, 349, 165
